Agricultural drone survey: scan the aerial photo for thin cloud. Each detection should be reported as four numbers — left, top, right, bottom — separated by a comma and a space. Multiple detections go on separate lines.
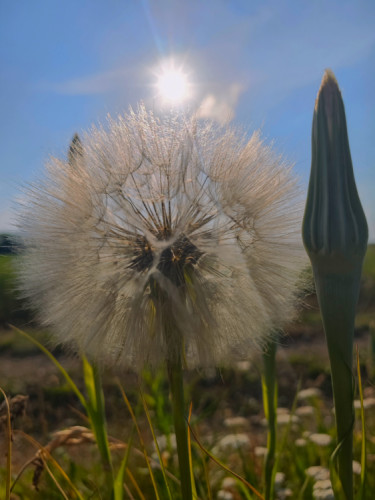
38, 67, 133, 95
197, 83, 244, 124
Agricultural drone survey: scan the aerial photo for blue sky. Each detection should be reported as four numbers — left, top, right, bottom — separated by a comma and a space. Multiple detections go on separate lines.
1, 0, 374, 240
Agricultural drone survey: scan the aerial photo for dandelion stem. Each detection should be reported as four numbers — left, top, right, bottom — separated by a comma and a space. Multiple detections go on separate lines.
262, 340, 278, 500
167, 354, 193, 500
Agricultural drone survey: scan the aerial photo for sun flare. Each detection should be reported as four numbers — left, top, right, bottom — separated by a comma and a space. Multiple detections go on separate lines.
157, 67, 189, 103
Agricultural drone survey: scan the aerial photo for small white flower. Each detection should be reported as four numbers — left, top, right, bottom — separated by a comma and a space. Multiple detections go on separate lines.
277, 414, 299, 426
295, 405, 315, 417
277, 407, 290, 415
275, 472, 285, 487
19, 106, 305, 371
313, 479, 334, 500
295, 438, 307, 447
309, 433, 332, 447
297, 388, 322, 401
212, 433, 251, 455
223, 416, 248, 428
221, 477, 236, 489
153, 433, 177, 452
277, 487, 293, 499
254, 446, 268, 458
217, 491, 234, 500
352, 460, 362, 475
305, 466, 330, 481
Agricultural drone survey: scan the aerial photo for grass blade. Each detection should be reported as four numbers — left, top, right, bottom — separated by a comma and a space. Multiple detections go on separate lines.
187, 402, 198, 500
82, 356, 113, 469
113, 425, 135, 500
262, 340, 278, 500
356, 345, 366, 499
126, 468, 146, 500
117, 380, 161, 500
140, 389, 173, 500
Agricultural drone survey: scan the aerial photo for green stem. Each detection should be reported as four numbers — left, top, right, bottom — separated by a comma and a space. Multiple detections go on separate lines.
315, 272, 358, 500
92, 363, 113, 471
82, 357, 113, 496
370, 320, 375, 379
262, 340, 278, 500
167, 355, 193, 500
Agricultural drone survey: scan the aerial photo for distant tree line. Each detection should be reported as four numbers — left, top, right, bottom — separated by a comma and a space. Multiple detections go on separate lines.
0, 233, 30, 326
0, 233, 22, 255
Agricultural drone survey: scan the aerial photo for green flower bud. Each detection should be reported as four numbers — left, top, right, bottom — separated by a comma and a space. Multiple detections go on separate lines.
302, 70, 368, 500
303, 69, 368, 271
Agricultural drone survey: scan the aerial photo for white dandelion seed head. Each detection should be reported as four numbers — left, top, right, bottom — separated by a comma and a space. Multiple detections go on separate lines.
18, 105, 306, 372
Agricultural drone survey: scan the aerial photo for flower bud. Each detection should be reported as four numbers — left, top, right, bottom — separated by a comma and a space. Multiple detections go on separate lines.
303, 69, 368, 274
302, 70, 368, 500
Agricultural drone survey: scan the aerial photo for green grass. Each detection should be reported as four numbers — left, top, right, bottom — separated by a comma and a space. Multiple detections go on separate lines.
362, 244, 375, 280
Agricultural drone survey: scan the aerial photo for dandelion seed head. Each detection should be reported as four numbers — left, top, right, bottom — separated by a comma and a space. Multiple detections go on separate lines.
18, 105, 305, 371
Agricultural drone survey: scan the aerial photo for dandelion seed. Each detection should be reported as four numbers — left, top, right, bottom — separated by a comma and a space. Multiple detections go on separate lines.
18, 105, 305, 371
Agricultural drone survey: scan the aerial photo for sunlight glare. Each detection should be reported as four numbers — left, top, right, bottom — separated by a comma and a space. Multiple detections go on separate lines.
157, 68, 189, 103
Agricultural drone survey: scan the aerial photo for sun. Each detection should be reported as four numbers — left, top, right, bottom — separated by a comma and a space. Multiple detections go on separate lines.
156, 65, 190, 103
